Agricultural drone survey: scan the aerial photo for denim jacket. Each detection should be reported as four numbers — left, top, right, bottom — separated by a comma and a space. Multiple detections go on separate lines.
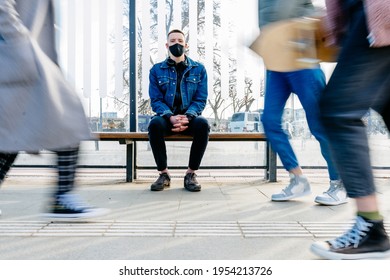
149, 56, 208, 118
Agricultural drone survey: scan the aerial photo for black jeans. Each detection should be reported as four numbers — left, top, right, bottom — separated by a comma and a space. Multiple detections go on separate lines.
320, 0, 390, 198
148, 116, 210, 171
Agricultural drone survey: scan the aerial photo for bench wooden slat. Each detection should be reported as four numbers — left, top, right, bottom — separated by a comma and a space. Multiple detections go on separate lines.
93, 132, 267, 141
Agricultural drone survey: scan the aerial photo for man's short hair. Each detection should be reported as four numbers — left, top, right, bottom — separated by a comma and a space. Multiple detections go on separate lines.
167, 29, 185, 39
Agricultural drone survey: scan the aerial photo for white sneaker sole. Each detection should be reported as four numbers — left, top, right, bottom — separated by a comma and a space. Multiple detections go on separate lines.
271, 190, 311, 201
314, 197, 348, 206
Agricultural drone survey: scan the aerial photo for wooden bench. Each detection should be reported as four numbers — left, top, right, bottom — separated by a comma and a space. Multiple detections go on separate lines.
93, 132, 277, 182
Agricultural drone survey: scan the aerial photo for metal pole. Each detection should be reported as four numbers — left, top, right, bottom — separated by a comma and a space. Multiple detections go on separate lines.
127, 0, 137, 182
129, 0, 137, 132
99, 97, 102, 131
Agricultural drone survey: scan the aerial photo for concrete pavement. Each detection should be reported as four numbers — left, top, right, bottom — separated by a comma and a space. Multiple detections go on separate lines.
0, 167, 389, 260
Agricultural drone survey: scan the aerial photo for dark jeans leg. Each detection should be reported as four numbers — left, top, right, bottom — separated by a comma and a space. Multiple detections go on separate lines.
148, 116, 171, 171
380, 101, 390, 132
185, 116, 210, 170
0, 153, 18, 185
55, 147, 80, 196
372, 78, 390, 133
319, 2, 390, 198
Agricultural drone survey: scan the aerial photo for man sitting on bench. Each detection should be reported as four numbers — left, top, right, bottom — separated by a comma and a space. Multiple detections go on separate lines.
148, 29, 210, 192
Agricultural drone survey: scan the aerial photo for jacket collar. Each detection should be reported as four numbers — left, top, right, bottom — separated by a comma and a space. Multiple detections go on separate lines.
160, 55, 198, 69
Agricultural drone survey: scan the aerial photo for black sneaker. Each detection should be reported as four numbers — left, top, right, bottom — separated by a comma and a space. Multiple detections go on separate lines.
311, 216, 390, 259
184, 173, 201, 192
43, 193, 109, 219
151, 173, 171, 191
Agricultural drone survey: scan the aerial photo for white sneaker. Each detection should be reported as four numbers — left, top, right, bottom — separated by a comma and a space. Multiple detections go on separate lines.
271, 174, 311, 201
314, 180, 348, 206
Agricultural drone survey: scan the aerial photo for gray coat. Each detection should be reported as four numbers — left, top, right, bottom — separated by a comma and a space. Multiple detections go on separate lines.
0, 0, 91, 152
258, 0, 315, 28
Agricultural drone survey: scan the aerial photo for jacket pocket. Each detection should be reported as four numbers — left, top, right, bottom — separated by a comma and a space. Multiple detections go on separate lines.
157, 76, 170, 91
186, 75, 200, 93
0, 36, 39, 86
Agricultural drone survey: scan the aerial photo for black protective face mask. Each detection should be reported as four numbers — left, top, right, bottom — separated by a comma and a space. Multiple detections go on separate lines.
169, 43, 185, 57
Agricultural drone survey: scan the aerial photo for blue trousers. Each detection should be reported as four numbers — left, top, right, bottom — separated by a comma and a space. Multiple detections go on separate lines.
262, 68, 339, 180
320, 0, 390, 198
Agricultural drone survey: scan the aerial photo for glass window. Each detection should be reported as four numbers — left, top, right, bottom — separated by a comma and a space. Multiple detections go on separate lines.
231, 113, 245, 122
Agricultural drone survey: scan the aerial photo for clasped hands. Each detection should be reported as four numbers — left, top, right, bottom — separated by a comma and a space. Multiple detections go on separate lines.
170, 114, 189, 132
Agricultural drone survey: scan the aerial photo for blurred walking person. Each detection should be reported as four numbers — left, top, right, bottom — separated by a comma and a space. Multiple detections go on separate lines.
0, 0, 108, 218
258, 0, 347, 205
311, 0, 390, 259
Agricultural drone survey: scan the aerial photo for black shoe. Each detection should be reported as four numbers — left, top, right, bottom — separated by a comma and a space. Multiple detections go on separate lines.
184, 173, 201, 192
151, 173, 171, 191
311, 216, 390, 259
42, 193, 109, 219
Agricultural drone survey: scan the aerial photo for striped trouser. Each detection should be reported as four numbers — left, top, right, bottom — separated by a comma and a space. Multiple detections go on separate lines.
0, 147, 79, 196
56, 147, 80, 196
0, 153, 18, 184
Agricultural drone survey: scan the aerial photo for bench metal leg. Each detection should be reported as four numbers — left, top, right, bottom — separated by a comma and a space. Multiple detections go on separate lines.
264, 142, 269, 180
133, 141, 138, 179
268, 143, 277, 182
126, 143, 134, 182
